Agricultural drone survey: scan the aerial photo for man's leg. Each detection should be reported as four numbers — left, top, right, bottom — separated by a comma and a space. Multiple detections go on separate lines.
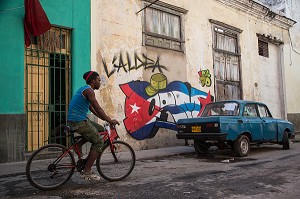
83, 120, 104, 169
83, 149, 99, 173
77, 120, 103, 180
90, 120, 105, 132
76, 139, 87, 157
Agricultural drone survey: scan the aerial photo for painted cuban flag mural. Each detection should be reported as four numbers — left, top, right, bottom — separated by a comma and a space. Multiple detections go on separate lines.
120, 73, 212, 140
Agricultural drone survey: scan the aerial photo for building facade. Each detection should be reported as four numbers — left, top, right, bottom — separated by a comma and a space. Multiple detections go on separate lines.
0, 0, 298, 163
0, 0, 91, 162
90, 0, 297, 150
284, 0, 300, 134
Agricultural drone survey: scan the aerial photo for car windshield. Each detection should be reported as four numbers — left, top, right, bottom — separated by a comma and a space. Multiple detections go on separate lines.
201, 102, 240, 116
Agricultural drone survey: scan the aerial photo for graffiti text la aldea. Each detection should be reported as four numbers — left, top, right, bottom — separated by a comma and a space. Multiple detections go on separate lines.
102, 52, 168, 78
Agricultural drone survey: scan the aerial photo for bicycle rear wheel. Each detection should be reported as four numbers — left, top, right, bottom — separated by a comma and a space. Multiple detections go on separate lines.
26, 144, 75, 190
96, 140, 135, 181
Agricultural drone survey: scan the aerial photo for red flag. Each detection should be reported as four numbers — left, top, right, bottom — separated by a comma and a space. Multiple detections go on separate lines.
120, 83, 160, 134
24, 0, 51, 47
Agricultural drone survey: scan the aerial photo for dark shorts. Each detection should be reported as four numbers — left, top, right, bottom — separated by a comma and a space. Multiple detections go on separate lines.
67, 119, 105, 153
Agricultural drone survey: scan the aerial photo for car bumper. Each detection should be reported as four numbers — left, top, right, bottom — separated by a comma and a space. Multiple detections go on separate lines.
176, 132, 228, 141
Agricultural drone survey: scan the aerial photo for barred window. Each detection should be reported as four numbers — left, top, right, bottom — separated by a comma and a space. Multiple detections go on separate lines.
258, 40, 269, 57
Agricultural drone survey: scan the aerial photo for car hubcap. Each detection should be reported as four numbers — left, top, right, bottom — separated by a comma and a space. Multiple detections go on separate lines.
240, 139, 248, 154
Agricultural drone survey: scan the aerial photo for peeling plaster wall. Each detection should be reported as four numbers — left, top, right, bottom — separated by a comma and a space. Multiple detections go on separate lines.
284, 0, 300, 131
91, 0, 187, 149
91, 0, 144, 146
186, 0, 289, 119
91, 0, 293, 150
182, 0, 290, 118
285, 0, 300, 113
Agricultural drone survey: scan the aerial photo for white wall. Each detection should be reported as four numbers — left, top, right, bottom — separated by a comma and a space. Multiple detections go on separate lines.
284, 0, 300, 114
91, 0, 294, 149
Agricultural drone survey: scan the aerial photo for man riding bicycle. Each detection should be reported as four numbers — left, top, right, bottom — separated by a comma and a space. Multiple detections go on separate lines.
67, 71, 119, 180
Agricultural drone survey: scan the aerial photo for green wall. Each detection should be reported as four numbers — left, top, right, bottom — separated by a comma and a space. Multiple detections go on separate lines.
0, 0, 91, 114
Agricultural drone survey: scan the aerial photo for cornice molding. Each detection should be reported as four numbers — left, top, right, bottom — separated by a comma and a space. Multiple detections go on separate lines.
257, 33, 284, 45
214, 0, 296, 29
143, 0, 188, 14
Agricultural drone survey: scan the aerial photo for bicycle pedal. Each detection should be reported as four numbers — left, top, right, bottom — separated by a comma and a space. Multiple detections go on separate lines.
83, 176, 91, 180
76, 159, 86, 172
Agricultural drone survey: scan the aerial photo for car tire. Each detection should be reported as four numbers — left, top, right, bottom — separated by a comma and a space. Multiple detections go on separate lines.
282, 131, 290, 150
194, 140, 209, 155
234, 135, 250, 157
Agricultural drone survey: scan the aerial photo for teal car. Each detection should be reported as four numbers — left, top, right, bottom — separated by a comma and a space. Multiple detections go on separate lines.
176, 100, 294, 157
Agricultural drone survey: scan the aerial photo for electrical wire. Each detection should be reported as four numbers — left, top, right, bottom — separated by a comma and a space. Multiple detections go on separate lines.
0, 0, 45, 12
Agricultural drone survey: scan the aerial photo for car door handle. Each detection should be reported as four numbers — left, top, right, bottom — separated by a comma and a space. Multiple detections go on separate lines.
237, 119, 243, 123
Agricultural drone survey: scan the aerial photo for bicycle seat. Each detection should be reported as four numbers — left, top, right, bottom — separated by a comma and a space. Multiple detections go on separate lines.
63, 125, 83, 142
64, 125, 77, 133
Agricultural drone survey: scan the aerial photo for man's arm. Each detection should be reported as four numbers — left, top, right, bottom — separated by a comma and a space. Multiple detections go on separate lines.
84, 88, 119, 125
89, 105, 100, 118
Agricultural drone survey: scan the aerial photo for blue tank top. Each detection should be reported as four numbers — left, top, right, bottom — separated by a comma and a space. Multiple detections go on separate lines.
67, 85, 91, 121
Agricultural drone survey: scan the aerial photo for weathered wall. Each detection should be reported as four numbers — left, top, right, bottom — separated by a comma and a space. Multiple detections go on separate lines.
91, 0, 192, 149
91, 0, 294, 150
258, 0, 300, 130
0, 115, 26, 163
285, 0, 300, 131
285, 0, 300, 126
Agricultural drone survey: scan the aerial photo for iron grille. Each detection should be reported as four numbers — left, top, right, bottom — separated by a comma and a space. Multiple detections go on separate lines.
25, 27, 71, 151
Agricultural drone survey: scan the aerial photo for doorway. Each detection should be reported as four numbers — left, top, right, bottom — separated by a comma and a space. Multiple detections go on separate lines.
25, 27, 71, 151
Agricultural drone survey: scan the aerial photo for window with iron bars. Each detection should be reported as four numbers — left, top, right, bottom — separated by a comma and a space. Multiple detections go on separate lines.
258, 39, 269, 58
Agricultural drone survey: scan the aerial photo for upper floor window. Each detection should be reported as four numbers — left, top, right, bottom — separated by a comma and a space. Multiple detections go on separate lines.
143, 1, 187, 51
213, 26, 239, 54
258, 39, 269, 57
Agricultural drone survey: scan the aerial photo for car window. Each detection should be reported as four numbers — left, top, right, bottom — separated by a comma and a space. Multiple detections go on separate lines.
243, 104, 258, 117
258, 105, 272, 117
201, 102, 239, 116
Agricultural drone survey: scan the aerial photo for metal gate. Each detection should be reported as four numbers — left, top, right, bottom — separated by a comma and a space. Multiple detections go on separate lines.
25, 27, 71, 152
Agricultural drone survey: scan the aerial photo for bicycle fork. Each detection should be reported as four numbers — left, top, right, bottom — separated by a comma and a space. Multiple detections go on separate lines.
110, 144, 119, 163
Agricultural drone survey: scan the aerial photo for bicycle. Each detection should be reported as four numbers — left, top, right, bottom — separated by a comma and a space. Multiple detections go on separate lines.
26, 123, 136, 191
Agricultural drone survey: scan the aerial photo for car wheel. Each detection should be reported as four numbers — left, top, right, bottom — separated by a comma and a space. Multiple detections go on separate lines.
194, 140, 209, 155
234, 135, 250, 157
282, 131, 290, 150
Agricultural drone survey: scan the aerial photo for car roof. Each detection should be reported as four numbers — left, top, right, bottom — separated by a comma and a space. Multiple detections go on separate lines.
208, 100, 267, 106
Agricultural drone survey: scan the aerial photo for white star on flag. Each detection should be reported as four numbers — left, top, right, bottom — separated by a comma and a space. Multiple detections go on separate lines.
130, 103, 141, 114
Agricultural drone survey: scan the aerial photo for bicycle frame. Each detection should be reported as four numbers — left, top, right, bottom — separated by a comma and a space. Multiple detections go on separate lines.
49, 124, 119, 170
71, 124, 119, 158
26, 123, 135, 191
99, 124, 120, 162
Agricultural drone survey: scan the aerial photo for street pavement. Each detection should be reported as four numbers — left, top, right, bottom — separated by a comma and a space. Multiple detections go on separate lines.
1, 133, 299, 178
0, 145, 195, 178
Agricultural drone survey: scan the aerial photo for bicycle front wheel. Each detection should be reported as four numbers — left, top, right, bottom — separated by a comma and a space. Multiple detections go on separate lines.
96, 140, 136, 181
26, 144, 75, 191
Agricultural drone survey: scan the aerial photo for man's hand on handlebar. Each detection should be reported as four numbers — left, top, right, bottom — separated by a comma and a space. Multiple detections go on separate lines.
109, 119, 120, 126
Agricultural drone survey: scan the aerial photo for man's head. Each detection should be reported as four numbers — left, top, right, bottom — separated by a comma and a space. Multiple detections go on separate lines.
83, 71, 100, 89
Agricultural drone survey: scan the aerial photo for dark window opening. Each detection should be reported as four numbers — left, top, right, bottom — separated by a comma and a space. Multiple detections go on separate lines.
258, 40, 269, 57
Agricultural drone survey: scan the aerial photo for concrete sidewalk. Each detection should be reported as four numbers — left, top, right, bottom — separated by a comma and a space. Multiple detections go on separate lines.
0, 145, 195, 178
